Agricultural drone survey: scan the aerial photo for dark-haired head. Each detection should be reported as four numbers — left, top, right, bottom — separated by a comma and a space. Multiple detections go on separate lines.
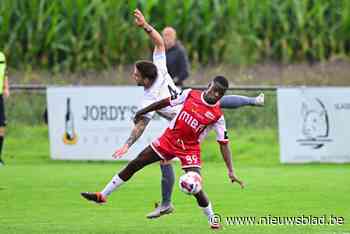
213, 75, 229, 91
203, 75, 229, 104
133, 60, 158, 87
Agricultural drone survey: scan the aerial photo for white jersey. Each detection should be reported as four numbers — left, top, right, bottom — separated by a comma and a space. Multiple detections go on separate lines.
141, 51, 182, 121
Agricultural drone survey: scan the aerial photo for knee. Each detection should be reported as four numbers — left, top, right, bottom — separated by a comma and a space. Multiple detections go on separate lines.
160, 159, 172, 166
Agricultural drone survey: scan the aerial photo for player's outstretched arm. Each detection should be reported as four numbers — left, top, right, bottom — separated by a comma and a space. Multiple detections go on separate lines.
112, 117, 151, 159
219, 143, 245, 189
133, 9, 165, 53
134, 98, 171, 123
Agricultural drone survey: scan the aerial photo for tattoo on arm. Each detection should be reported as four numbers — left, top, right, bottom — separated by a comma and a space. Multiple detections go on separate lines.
125, 117, 151, 147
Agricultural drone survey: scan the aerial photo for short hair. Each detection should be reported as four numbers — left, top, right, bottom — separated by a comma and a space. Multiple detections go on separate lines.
213, 75, 229, 90
135, 60, 158, 81
162, 26, 177, 39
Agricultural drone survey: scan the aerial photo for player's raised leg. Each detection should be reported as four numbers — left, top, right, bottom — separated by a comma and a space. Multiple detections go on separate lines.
81, 146, 162, 204
220, 93, 264, 108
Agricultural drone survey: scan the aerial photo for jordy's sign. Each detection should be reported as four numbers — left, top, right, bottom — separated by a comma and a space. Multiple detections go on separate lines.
47, 86, 168, 161
82, 105, 138, 121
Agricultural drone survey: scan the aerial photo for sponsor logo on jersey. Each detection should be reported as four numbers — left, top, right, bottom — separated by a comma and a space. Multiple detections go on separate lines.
178, 110, 205, 133
204, 111, 215, 120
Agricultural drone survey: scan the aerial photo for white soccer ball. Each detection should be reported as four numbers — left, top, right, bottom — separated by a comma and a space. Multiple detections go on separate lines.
179, 171, 202, 195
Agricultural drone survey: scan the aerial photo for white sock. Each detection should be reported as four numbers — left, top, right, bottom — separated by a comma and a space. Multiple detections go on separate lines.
101, 174, 125, 197
201, 202, 214, 220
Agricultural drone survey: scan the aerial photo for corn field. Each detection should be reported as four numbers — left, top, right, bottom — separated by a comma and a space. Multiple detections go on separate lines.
0, 0, 349, 71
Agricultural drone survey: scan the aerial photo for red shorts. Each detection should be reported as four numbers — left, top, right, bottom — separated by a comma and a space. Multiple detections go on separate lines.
151, 135, 201, 169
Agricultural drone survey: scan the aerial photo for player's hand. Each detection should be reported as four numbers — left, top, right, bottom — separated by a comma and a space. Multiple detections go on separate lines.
134, 9, 146, 27
112, 144, 129, 159
228, 171, 245, 189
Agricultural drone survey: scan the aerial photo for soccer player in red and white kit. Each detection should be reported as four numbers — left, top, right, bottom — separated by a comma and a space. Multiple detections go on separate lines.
81, 76, 244, 229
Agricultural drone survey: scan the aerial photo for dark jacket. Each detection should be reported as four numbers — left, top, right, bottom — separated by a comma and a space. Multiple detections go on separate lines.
166, 42, 190, 82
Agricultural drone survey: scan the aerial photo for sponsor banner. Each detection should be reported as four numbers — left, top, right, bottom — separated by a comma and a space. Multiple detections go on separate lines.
47, 86, 168, 160
277, 88, 350, 163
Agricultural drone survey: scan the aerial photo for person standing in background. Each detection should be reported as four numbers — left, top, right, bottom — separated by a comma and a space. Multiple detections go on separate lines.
162, 27, 190, 87
0, 52, 10, 166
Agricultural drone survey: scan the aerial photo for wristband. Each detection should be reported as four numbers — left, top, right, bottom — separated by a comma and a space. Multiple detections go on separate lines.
143, 25, 152, 34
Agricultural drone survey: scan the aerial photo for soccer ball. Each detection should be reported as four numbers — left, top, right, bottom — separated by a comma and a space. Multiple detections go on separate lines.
179, 171, 202, 195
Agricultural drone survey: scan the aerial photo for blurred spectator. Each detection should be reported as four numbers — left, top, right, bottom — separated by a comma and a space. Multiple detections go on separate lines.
162, 27, 190, 87
0, 52, 10, 166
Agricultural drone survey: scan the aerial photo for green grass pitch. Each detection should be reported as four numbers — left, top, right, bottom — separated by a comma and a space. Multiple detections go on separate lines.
0, 126, 349, 234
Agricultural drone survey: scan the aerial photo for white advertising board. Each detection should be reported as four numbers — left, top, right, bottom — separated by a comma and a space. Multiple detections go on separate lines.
277, 88, 350, 163
47, 86, 168, 160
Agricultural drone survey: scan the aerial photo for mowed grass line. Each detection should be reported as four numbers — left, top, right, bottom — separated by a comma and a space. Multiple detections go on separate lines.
0, 125, 349, 234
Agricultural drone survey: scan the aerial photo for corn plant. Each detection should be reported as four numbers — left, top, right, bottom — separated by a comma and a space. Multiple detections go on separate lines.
0, 0, 348, 71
